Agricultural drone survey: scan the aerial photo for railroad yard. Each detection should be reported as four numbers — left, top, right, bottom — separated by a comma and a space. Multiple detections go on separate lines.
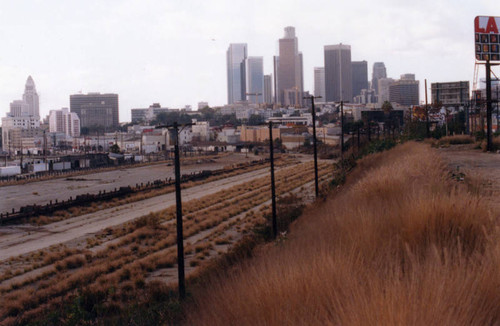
0, 152, 333, 323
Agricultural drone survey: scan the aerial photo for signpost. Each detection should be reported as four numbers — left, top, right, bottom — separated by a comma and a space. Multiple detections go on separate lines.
475, 16, 500, 151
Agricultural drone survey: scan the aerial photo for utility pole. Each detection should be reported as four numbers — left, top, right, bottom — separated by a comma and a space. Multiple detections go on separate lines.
164, 130, 168, 160
268, 121, 277, 238
303, 95, 321, 198
340, 101, 345, 159
486, 60, 493, 151
357, 123, 360, 151
466, 100, 470, 135
44, 130, 47, 172
155, 122, 194, 300
140, 131, 143, 155
497, 81, 499, 133
425, 79, 430, 138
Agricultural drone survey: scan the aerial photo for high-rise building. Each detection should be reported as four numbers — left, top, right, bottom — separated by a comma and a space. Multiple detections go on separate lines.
324, 44, 352, 102
263, 74, 273, 104
1, 115, 40, 152
227, 43, 248, 104
70, 93, 119, 129
2, 76, 41, 152
245, 57, 264, 104
378, 78, 395, 104
400, 73, 415, 81
22, 76, 40, 119
389, 75, 420, 106
49, 110, 64, 133
372, 62, 387, 95
314, 67, 326, 100
276, 27, 304, 106
198, 102, 209, 110
49, 108, 80, 137
354, 89, 377, 104
431, 81, 470, 106
8, 76, 39, 118
9, 100, 28, 117
131, 103, 169, 124
352, 61, 368, 99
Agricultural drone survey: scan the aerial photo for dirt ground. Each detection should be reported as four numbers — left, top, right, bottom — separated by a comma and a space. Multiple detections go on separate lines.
438, 144, 500, 214
0, 153, 259, 213
0, 166, 274, 261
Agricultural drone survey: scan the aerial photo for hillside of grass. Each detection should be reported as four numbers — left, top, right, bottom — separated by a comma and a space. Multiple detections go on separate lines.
187, 142, 500, 325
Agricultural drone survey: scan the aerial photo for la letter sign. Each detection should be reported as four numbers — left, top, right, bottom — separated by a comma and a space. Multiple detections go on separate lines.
475, 16, 500, 62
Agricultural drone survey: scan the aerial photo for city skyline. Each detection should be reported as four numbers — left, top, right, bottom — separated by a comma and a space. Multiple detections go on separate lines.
0, 0, 497, 122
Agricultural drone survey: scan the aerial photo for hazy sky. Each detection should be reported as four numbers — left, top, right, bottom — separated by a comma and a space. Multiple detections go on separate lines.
0, 0, 498, 122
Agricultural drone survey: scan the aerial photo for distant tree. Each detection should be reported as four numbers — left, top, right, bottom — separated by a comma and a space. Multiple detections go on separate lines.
110, 144, 121, 153
154, 112, 170, 124
199, 106, 215, 120
119, 122, 134, 132
152, 112, 193, 126
382, 101, 393, 115
248, 114, 265, 126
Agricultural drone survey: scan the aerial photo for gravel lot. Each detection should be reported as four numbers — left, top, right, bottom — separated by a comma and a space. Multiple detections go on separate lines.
0, 153, 258, 213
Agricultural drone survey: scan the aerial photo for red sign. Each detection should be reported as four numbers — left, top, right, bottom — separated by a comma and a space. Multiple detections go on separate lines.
475, 16, 500, 62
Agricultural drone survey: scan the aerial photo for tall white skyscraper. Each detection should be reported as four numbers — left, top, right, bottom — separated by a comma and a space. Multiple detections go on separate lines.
227, 43, 248, 104
2, 76, 41, 152
245, 57, 264, 104
8, 76, 39, 118
49, 108, 80, 137
378, 78, 395, 104
314, 67, 326, 100
22, 76, 40, 118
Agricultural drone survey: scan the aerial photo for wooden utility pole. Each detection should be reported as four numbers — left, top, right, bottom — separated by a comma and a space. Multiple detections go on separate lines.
486, 60, 493, 151
268, 121, 277, 238
340, 101, 345, 158
303, 95, 321, 198
155, 122, 194, 300
425, 79, 430, 138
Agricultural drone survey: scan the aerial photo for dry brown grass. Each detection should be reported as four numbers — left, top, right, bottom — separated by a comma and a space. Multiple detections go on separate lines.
0, 158, 331, 324
187, 142, 500, 325
479, 136, 500, 152
436, 134, 476, 146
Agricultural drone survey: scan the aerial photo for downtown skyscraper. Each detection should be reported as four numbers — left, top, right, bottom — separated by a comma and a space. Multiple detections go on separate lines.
226, 43, 248, 104
263, 74, 273, 105
245, 57, 264, 104
372, 62, 387, 95
314, 67, 326, 100
324, 44, 352, 102
275, 27, 304, 107
70, 93, 119, 129
352, 61, 368, 99
9, 76, 40, 119
22, 76, 40, 119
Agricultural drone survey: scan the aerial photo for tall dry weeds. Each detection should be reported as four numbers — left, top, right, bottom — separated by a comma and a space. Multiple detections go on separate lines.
187, 142, 499, 325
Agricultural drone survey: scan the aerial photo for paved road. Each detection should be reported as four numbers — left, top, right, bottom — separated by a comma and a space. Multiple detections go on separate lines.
0, 153, 258, 213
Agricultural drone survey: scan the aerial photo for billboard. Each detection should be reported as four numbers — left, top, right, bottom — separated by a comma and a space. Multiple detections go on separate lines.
475, 16, 500, 62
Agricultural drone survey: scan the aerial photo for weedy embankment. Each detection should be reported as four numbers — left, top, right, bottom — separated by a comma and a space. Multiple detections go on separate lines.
187, 142, 499, 325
